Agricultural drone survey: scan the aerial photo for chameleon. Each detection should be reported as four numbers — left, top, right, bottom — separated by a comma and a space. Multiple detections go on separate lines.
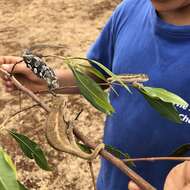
107, 74, 149, 84
22, 49, 59, 91
46, 100, 104, 160
10, 45, 62, 92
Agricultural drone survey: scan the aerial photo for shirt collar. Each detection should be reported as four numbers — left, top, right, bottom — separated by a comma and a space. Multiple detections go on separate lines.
151, 6, 190, 39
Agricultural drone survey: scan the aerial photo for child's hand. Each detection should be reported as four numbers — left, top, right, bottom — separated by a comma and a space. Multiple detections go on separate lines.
163, 161, 190, 190
0, 56, 47, 92
128, 161, 190, 190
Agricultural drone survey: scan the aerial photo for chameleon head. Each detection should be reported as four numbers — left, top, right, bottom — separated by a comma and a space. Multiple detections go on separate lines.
22, 49, 43, 69
22, 54, 34, 65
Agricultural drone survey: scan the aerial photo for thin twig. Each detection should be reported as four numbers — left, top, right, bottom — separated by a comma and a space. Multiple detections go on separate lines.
11, 104, 39, 118
29, 44, 66, 51
0, 67, 156, 190
0, 104, 39, 131
88, 161, 97, 190
18, 90, 21, 120
35, 83, 110, 94
0, 68, 50, 112
123, 157, 190, 163
74, 109, 83, 121
35, 82, 138, 94
10, 60, 23, 76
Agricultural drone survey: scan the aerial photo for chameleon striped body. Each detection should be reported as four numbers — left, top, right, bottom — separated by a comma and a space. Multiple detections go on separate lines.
107, 74, 149, 84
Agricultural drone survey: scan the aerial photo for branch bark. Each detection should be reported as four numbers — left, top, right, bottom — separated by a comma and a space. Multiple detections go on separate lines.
124, 157, 190, 163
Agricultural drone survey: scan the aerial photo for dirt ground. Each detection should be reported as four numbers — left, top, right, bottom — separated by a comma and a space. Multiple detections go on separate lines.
0, 0, 121, 190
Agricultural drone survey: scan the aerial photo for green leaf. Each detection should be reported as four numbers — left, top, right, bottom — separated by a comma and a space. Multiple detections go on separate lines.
69, 65, 114, 115
77, 143, 92, 154
18, 181, 29, 190
138, 86, 188, 123
140, 86, 188, 106
9, 130, 51, 171
88, 59, 131, 93
77, 64, 107, 81
170, 144, 190, 157
78, 64, 119, 96
0, 148, 20, 190
105, 145, 135, 167
64, 57, 131, 93
68, 57, 131, 93
86, 59, 115, 77
143, 94, 181, 123
63, 57, 113, 77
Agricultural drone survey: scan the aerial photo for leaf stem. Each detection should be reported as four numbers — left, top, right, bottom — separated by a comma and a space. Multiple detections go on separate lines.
88, 161, 97, 190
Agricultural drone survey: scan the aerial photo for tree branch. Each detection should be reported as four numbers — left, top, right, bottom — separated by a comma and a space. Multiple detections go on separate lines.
0, 68, 156, 190
123, 157, 190, 163
88, 161, 97, 190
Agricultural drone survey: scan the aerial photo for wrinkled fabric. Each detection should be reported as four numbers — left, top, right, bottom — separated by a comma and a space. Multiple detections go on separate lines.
87, 0, 190, 189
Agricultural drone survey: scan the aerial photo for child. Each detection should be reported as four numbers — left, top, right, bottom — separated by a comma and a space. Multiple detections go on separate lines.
1, 0, 190, 189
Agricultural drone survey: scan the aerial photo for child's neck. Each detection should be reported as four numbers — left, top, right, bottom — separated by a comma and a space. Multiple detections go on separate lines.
158, 5, 190, 26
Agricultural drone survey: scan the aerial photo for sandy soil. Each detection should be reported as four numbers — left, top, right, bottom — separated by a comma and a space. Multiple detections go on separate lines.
0, 0, 121, 189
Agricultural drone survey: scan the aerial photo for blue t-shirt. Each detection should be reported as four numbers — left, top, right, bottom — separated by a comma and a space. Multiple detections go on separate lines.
87, 0, 190, 189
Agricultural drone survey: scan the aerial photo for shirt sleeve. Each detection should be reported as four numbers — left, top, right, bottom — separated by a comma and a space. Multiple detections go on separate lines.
86, 2, 125, 75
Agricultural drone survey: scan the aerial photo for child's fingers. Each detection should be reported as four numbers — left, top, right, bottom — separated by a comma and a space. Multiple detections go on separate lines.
2, 79, 16, 92
2, 63, 24, 73
3, 80, 14, 88
1, 63, 40, 84
5, 86, 16, 92
0, 56, 22, 65
1, 63, 32, 76
2, 75, 10, 81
